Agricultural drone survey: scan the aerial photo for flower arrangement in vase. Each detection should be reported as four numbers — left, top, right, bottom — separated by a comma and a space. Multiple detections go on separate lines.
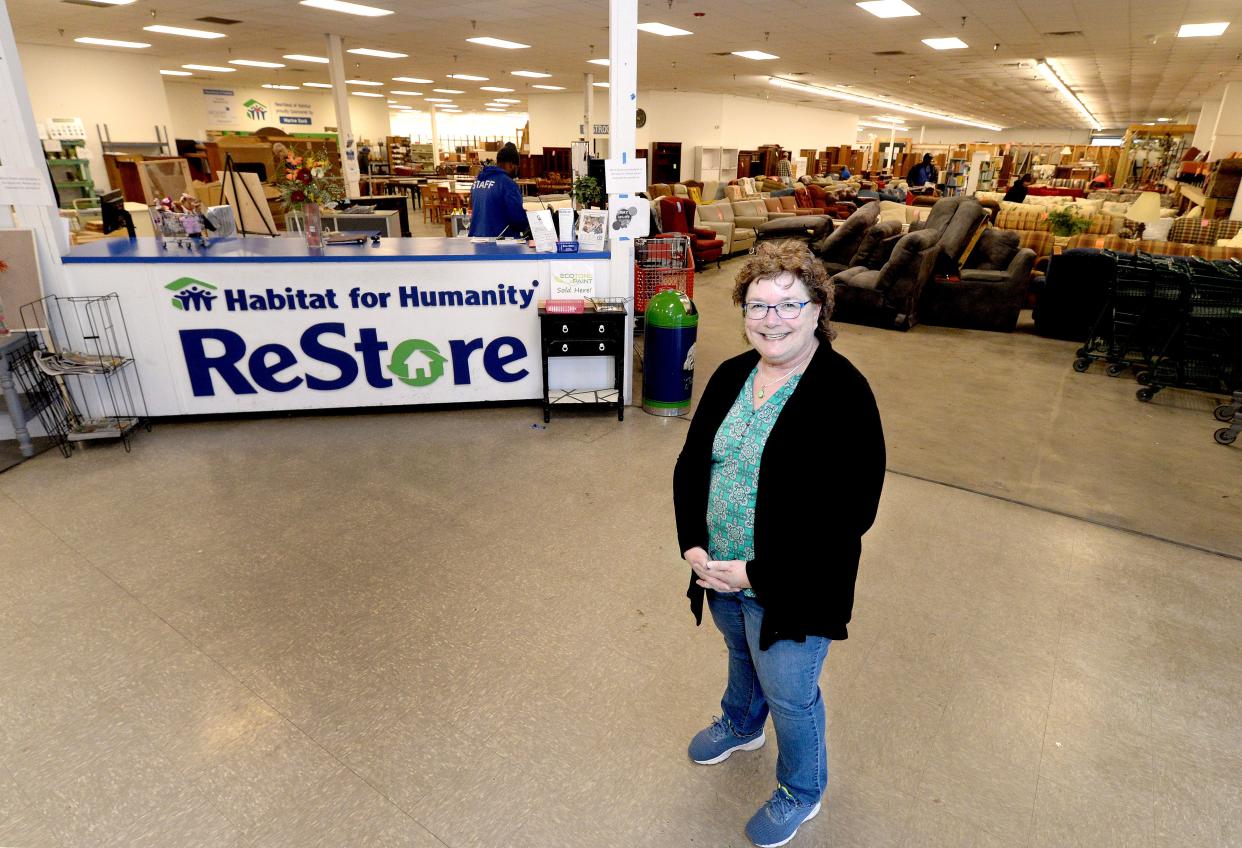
274, 147, 345, 248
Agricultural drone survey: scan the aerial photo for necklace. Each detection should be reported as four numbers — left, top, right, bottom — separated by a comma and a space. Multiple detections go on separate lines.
756, 347, 814, 399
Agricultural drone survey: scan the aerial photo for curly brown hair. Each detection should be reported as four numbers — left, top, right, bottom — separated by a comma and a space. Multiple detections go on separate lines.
731, 240, 836, 341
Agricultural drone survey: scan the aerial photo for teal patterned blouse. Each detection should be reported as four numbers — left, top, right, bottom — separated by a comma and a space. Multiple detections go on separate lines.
707, 367, 803, 597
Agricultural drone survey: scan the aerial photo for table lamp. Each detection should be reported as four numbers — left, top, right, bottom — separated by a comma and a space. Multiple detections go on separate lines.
1127, 191, 1162, 240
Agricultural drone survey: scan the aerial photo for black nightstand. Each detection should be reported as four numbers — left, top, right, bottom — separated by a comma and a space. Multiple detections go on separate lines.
538, 305, 626, 422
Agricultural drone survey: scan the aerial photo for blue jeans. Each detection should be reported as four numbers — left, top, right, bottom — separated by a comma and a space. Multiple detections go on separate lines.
707, 589, 831, 806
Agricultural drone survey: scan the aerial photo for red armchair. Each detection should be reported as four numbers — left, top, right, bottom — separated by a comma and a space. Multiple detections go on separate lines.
655, 196, 724, 268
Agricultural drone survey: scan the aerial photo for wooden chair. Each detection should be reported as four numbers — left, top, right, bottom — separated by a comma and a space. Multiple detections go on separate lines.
419, 184, 437, 223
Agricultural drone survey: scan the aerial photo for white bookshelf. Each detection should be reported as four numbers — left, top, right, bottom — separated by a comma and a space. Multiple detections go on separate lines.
694, 146, 740, 184
966, 151, 993, 195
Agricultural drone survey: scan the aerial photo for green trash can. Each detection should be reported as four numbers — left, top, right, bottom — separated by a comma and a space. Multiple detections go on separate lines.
643, 290, 698, 416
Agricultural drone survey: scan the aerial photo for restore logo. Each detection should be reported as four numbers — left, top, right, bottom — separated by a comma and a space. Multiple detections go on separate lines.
387, 339, 447, 387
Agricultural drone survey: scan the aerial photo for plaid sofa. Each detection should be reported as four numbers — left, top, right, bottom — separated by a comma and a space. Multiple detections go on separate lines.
1067, 234, 1242, 261
1165, 217, 1242, 246
995, 208, 1123, 236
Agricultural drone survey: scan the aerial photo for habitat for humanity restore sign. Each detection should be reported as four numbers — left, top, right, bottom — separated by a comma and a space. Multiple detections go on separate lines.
154, 263, 547, 412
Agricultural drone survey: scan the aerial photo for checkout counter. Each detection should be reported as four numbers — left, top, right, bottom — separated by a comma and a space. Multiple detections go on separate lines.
60, 237, 616, 417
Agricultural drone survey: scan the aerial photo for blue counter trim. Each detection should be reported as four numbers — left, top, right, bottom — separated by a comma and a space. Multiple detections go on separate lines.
63, 237, 611, 264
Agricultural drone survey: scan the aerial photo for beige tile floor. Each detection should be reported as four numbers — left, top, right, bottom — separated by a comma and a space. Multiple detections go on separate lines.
1, 224, 1240, 847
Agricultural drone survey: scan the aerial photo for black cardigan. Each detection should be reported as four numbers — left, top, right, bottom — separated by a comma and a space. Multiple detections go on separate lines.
673, 342, 886, 650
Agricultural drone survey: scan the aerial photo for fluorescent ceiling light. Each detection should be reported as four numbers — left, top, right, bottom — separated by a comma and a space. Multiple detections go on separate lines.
511, 70, 551, 78
485, 108, 507, 112
387, 104, 408, 109
303, 82, 333, 88
262, 84, 300, 90
587, 58, 610, 66
424, 97, 453, 102
351, 91, 383, 97
856, 0, 920, 18
160, 69, 192, 75
143, 25, 226, 39
732, 50, 779, 60
230, 59, 285, 68
637, 22, 693, 36
532, 84, 565, 90
299, 0, 393, 16
447, 74, 489, 81
348, 47, 407, 58
346, 79, 383, 86
1036, 61, 1102, 130
284, 54, 329, 63
495, 98, 521, 103
432, 88, 464, 93
858, 120, 910, 130
872, 115, 906, 123
386, 100, 397, 103
593, 82, 610, 88
1157, 117, 1171, 122
393, 76, 433, 83
389, 89, 422, 95
922, 37, 967, 49
1178, 22, 1229, 37
466, 37, 530, 49
768, 77, 1004, 131
182, 64, 235, 72
480, 86, 514, 92
75, 37, 150, 48
435, 104, 459, 109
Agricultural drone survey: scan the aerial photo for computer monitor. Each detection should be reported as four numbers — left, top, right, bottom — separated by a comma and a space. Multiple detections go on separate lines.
232, 161, 268, 182
99, 189, 135, 239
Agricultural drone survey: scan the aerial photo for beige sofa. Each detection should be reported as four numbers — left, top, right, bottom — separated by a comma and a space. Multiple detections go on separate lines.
731, 198, 782, 227
697, 201, 757, 255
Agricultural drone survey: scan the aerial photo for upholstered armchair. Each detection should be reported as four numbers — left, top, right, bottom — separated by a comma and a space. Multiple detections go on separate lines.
793, 188, 826, 215
655, 196, 724, 268
920, 228, 1037, 332
831, 228, 941, 330
812, 202, 881, 275
647, 183, 673, 199
805, 184, 855, 219
696, 201, 757, 256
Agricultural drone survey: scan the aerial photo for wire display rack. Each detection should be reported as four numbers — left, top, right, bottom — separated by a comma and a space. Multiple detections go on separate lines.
18, 294, 150, 456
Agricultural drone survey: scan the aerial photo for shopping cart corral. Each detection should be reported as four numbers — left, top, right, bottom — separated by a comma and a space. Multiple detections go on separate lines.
1070, 250, 1242, 446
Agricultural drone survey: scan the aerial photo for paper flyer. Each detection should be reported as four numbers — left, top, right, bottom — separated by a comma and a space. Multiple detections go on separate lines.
526, 209, 558, 253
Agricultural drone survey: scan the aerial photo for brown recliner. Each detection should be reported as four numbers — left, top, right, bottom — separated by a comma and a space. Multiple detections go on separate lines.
831, 228, 941, 330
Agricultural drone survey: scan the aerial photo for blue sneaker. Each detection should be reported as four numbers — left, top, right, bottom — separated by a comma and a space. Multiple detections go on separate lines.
687, 715, 765, 764
745, 784, 821, 848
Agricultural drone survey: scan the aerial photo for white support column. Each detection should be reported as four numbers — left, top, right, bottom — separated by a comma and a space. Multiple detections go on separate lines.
0, 0, 69, 298
1192, 100, 1220, 154
887, 125, 896, 170
326, 33, 360, 197
430, 106, 441, 169
608, 0, 637, 406
1208, 84, 1242, 162
584, 73, 594, 154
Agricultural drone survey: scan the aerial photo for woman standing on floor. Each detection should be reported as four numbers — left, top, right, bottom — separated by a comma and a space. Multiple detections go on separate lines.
673, 241, 886, 848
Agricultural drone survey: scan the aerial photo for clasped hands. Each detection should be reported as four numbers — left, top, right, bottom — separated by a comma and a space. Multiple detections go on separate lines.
684, 546, 750, 593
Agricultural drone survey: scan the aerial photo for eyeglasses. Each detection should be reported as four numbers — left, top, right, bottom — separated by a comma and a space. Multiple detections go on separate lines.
742, 300, 811, 320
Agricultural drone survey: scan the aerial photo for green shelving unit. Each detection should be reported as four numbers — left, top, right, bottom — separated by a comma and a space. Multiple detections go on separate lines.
45, 139, 96, 208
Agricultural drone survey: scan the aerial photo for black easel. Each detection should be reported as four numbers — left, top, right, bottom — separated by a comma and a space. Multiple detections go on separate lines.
218, 153, 276, 237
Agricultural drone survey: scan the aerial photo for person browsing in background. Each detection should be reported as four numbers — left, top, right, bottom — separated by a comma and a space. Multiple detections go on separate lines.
673, 241, 886, 848
838, 164, 851, 180
906, 153, 938, 188
468, 142, 529, 238
1004, 173, 1033, 203
777, 152, 794, 187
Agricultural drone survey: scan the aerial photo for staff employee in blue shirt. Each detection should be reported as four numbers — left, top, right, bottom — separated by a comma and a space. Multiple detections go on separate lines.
467, 142, 529, 239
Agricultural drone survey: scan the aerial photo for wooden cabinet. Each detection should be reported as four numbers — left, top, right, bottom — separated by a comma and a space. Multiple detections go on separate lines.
650, 141, 682, 184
